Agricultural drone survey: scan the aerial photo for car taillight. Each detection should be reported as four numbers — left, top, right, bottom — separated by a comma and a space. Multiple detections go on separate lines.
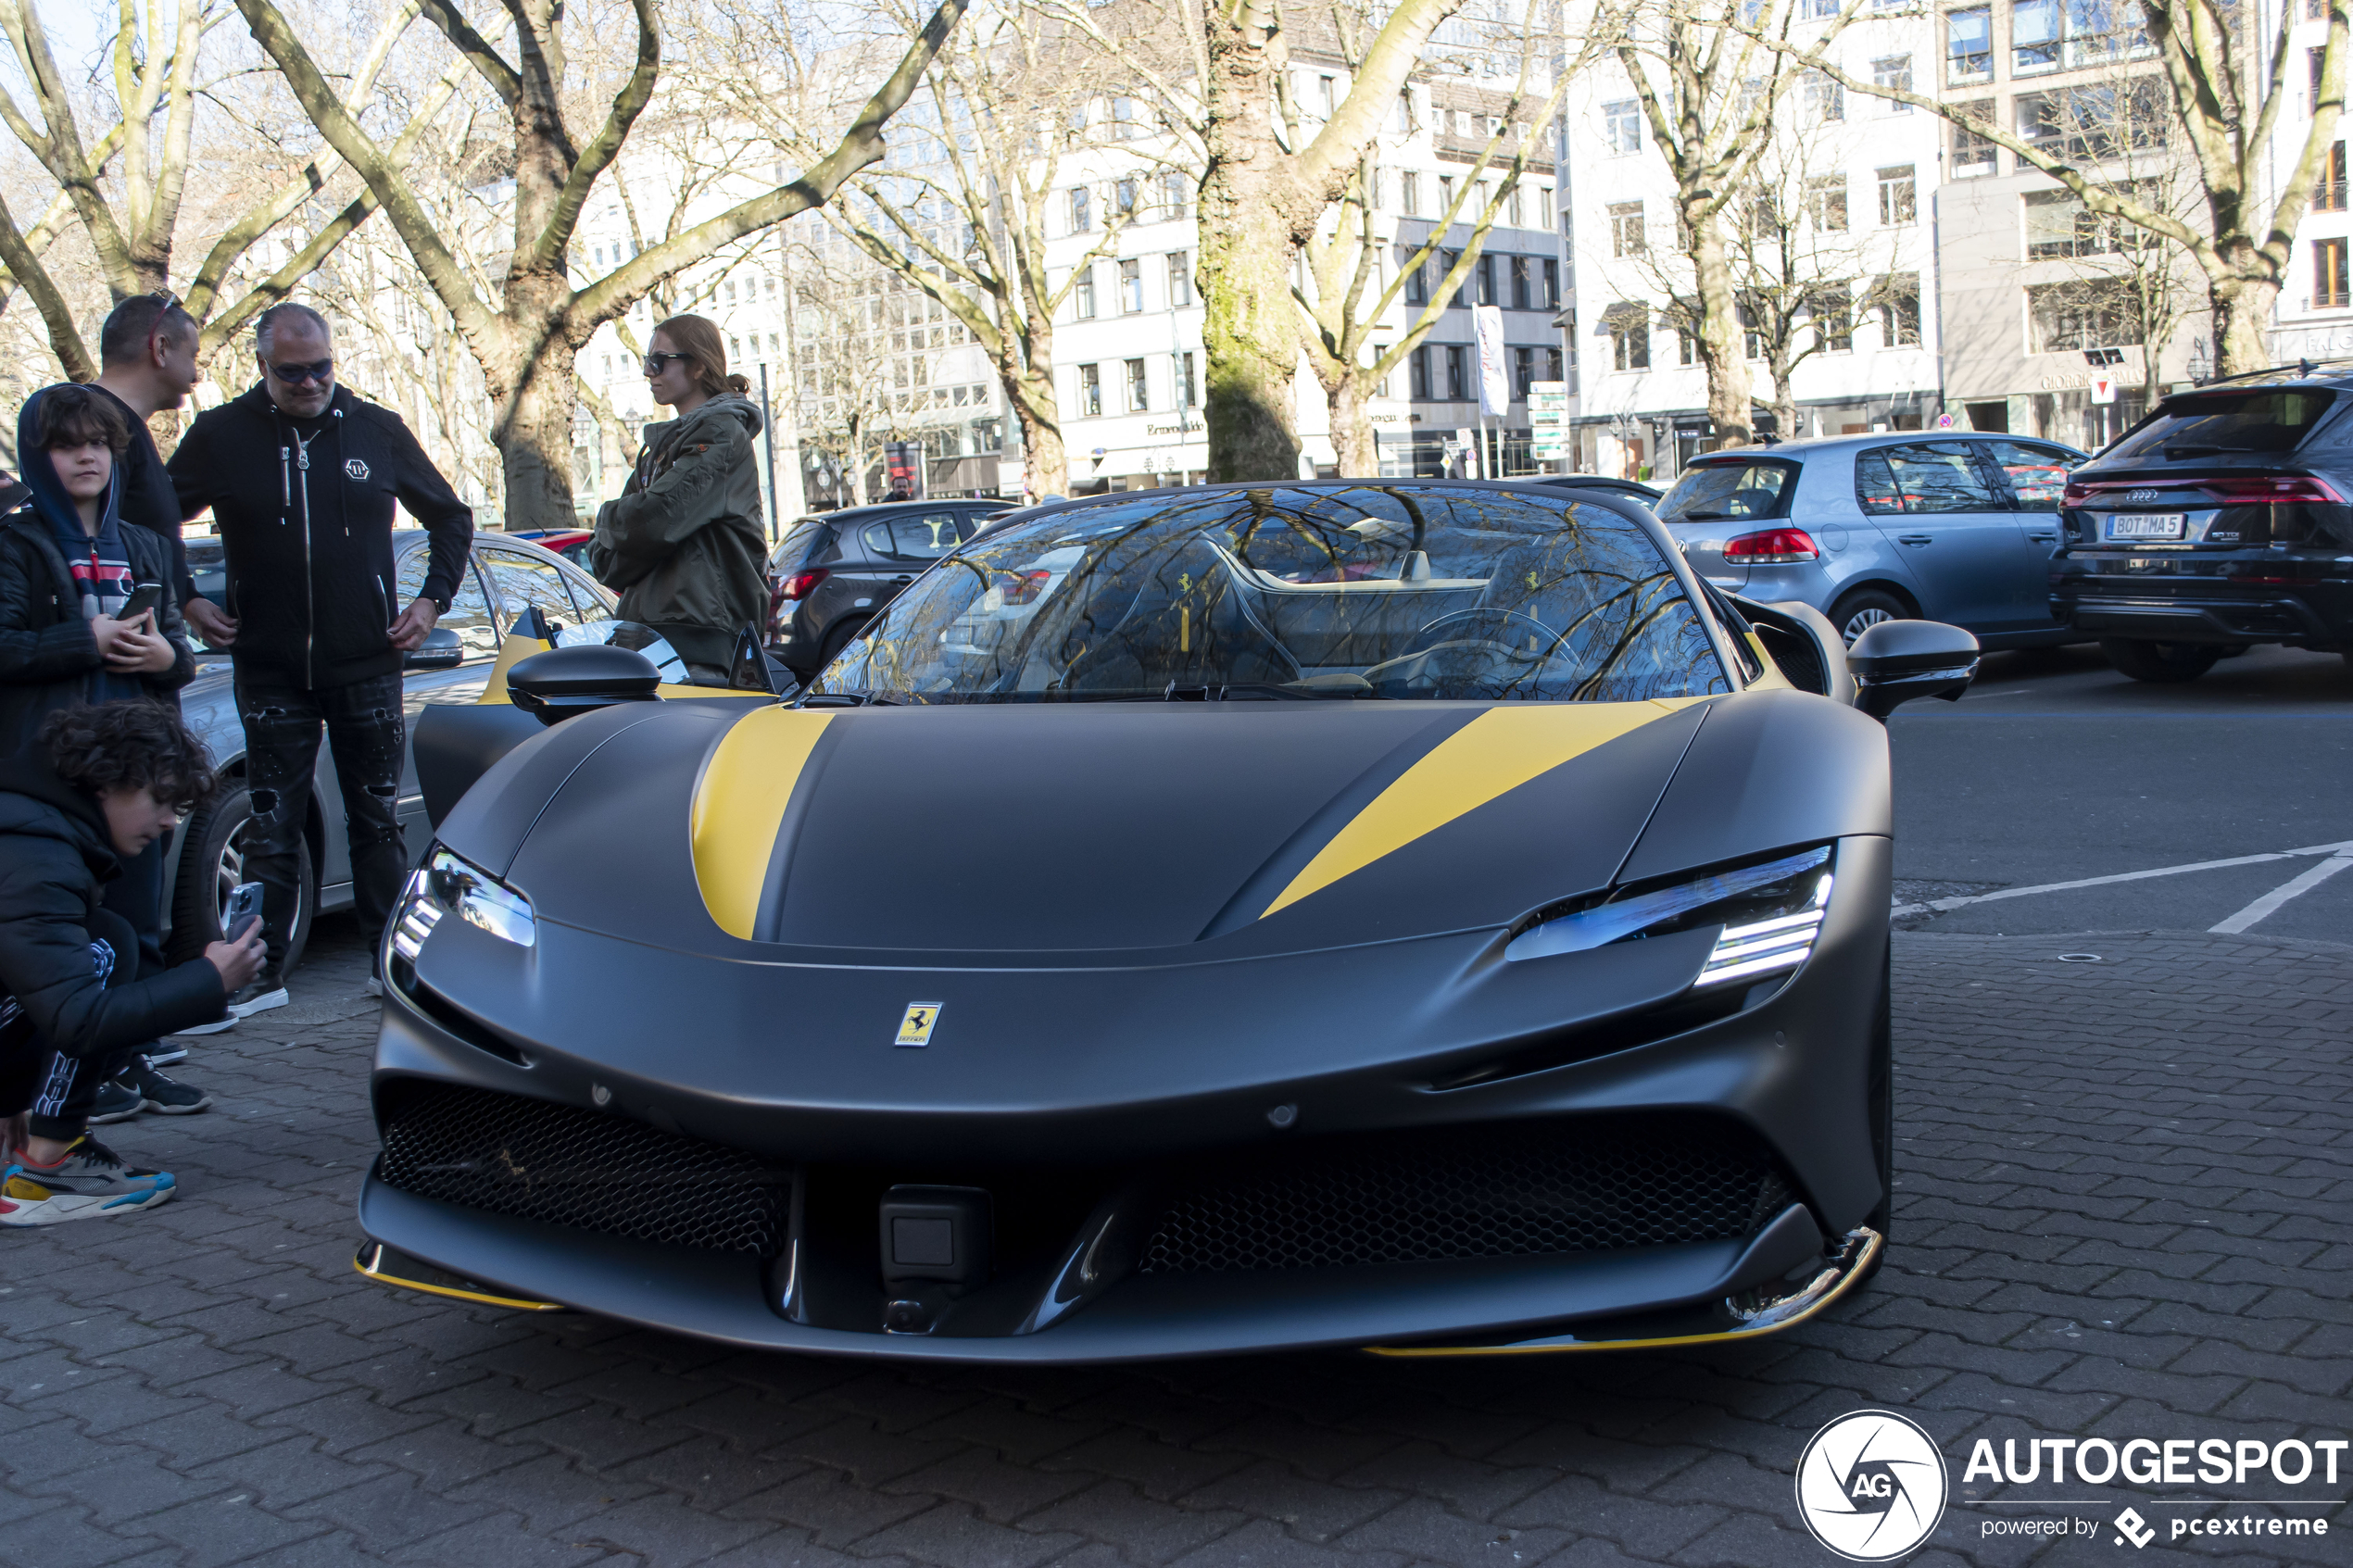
2061, 480, 2095, 508
2065, 475, 2345, 508
1722, 527, 1820, 564
2190, 475, 2345, 505
998, 569, 1051, 604
782, 567, 830, 600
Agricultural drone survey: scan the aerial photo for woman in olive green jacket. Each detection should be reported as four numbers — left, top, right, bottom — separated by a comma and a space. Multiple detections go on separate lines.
590, 315, 768, 684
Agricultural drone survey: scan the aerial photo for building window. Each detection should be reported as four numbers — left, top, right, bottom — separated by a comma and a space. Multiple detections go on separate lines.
1403, 248, 1428, 306
1541, 257, 1560, 309
1880, 274, 1922, 346
1477, 254, 1498, 306
2019, 82, 2169, 159
1069, 185, 1091, 232
1507, 185, 1524, 228
1177, 351, 1199, 408
1078, 362, 1102, 416
1513, 345, 1536, 395
1878, 166, 1918, 225
1803, 71, 1843, 122
1808, 175, 1850, 232
1401, 170, 1420, 216
1114, 178, 1139, 220
1392, 87, 1413, 134
1162, 171, 1189, 219
1813, 284, 1853, 352
1604, 99, 1642, 154
1112, 96, 1139, 139
1872, 55, 1913, 108
1606, 303, 1650, 370
1443, 248, 1467, 307
1953, 101, 1999, 177
1074, 265, 1096, 320
1438, 174, 1456, 215
1545, 346, 1564, 381
2318, 238, 2350, 308
1510, 256, 1533, 309
2027, 281, 2137, 351
1445, 345, 1468, 399
1167, 252, 1193, 307
1609, 202, 1645, 257
2319, 143, 2348, 211
1410, 345, 1433, 398
1948, 6, 1993, 83
1119, 258, 1144, 313
2022, 187, 2143, 257
2014, 0, 2061, 73
1126, 358, 1149, 411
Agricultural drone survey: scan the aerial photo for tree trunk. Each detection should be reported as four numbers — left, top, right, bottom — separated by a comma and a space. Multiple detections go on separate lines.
1687, 207, 1752, 449
493, 328, 583, 532
1328, 373, 1378, 477
1000, 330, 1066, 497
2208, 270, 2277, 377
1199, 3, 1303, 483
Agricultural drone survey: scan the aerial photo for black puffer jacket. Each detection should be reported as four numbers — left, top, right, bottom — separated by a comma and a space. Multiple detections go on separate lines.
0, 748, 223, 1058
167, 383, 472, 689
0, 503, 195, 749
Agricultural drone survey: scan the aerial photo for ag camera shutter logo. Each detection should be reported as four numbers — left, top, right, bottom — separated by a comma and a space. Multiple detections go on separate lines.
1796, 1410, 1949, 1561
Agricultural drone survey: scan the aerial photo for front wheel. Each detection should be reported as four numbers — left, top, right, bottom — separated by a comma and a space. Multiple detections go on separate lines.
2100, 637, 2221, 684
1828, 588, 1911, 648
169, 784, 314, 972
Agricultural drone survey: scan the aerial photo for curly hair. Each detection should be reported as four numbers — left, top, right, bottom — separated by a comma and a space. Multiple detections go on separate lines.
33, 383, 131, 456
41, 700, 217, 809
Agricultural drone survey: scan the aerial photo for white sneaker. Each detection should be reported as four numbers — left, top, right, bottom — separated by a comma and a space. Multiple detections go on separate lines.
226, 983, 289, 1019
171, 1014, 235, 1036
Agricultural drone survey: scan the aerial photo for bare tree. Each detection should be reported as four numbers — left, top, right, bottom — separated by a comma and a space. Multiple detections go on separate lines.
232, 0, 972, 528
1733, 0, 2347, 375
785, 235, 950, 508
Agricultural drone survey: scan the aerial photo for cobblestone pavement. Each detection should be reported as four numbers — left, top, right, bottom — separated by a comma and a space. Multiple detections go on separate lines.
2, 922, 2347, 1568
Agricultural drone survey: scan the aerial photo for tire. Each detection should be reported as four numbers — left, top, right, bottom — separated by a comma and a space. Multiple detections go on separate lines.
168, 784, 314, 972
1828, 587, 1912, 648
2099, 637, 2221, 684
1860, 939, 1893, 1284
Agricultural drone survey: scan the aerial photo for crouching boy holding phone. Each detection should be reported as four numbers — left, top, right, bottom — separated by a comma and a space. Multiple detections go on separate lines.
0, 383, 209, 1126
0, 703, 261, 1223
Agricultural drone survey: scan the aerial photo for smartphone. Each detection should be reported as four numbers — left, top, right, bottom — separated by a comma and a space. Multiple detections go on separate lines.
224, 881, 262, 944
117, 582, 163, 621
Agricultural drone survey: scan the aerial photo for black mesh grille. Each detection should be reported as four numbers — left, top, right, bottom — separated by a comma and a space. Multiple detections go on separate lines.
376, 1083, 789, 1255
1139, 1116, 1790, 1273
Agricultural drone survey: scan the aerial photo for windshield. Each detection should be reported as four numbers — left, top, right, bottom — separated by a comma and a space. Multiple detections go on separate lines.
2108, 390, 2341, 458
812, 486, 1730, 704
1655, 459, 1799, 524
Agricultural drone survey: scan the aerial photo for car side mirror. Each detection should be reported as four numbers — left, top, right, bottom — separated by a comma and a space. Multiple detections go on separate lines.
1847, 620, 1979, 721
507, 643, 661, 725
403, 626, 463, 671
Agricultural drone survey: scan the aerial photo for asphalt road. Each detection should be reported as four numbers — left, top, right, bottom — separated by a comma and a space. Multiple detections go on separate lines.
1888, 642, 2353, 942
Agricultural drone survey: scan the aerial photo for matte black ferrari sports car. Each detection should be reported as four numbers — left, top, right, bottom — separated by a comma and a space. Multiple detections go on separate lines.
359, 481, 1980, 1361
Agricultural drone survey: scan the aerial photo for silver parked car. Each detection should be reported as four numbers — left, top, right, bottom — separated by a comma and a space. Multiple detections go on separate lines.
167, 531, 618, 973
1652, 432, 2093, 646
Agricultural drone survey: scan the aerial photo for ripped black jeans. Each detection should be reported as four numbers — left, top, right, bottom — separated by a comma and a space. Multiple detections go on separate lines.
234, 670, 407, 970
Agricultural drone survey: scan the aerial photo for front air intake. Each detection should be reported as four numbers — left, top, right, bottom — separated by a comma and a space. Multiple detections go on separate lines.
375, 1082, 790, 1255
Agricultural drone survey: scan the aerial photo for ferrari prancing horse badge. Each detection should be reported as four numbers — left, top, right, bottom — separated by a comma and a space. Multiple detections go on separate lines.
895, 1003, 942, 1047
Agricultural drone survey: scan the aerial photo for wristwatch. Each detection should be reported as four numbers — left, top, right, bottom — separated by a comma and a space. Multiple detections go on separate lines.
428, 593, 451, 614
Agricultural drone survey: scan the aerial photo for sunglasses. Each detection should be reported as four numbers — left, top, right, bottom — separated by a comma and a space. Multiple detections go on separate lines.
641, 351, 692, 375
267, 358, 333, 385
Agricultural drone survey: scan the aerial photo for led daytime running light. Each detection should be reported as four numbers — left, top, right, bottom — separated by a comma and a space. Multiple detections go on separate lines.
390, 848, 536, 962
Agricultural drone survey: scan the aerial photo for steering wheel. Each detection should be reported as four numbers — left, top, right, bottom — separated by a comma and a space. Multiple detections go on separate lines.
1372, 608, 1567, 698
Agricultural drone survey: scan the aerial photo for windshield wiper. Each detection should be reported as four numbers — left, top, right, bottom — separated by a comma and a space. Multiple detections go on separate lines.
798, 692, 905, 708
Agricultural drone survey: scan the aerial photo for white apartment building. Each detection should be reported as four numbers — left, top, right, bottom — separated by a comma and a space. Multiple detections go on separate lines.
1565, 4, 1945, 482
2265, 0, 2353, 364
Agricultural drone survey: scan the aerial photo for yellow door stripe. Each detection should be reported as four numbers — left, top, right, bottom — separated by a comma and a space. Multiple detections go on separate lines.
690, 707, 835, 939
1259, 698, 1707, 920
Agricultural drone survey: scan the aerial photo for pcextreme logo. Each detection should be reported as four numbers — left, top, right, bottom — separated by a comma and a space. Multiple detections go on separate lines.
1796, 1411, 1950, 1562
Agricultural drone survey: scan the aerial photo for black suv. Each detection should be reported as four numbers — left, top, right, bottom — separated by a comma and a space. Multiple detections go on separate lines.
770, 498, 1010, 680
2052, 370, 2353, 682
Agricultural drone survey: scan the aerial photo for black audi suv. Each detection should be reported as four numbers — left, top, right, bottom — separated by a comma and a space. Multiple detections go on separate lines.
2051, 368, 2353, 682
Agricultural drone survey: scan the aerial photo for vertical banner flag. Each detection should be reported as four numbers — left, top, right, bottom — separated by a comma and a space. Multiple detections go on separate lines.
1475, 305, 1510, 418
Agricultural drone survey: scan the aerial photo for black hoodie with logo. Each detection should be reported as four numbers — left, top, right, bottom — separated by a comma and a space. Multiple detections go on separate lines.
167, 383, 473, 690
0, 747, 224, 1059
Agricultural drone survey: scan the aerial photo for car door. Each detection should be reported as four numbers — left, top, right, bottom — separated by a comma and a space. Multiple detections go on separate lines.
854, 508, 973, 610
1979, 438, 2083, 630
1853, 441, 2030, 630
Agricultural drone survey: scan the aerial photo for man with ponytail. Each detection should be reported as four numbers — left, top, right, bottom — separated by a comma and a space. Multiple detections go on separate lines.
591, 315, 769, 684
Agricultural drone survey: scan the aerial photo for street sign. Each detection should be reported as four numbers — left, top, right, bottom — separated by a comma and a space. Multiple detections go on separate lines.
1936, 412, 1956, 429
2091, 375, 2117, 405
1528, 379, 1570, 461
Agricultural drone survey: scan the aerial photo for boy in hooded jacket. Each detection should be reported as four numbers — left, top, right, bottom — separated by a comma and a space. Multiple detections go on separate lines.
590, 314, 767, 684
0, 384, 210, 1120
0, 701, 263, 1225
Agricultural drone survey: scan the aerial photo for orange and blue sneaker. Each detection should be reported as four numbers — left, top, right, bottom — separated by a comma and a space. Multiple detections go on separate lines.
5, 1135, 173, 1219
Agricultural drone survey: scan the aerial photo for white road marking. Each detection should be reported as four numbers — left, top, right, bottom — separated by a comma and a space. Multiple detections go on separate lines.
1890, 838, 2353, 919
2208, 854, 2353, 934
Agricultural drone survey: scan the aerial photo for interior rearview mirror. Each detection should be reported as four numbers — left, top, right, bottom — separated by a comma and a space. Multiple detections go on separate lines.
1846, 620, 1980, 721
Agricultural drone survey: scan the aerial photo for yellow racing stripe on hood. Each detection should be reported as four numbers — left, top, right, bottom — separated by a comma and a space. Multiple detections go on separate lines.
1258, 698, 1707, 920
691, 707, 834, 939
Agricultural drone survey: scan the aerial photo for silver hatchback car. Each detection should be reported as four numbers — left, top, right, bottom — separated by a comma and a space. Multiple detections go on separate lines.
1652, 432, 2093, 646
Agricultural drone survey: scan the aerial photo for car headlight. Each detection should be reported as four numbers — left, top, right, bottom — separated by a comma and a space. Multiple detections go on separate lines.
391, 848, 535, 962
1505, 846, 1833, 986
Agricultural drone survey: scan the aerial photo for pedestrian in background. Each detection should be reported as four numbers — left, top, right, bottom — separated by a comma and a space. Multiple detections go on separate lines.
167, 302, 472, 1009
0, 704, 261, 1226
0, 383, 210, 1118
591, 315, 767, 685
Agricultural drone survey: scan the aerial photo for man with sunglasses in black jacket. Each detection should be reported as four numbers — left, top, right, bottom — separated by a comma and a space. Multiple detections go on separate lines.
167, 303, 472, 1009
